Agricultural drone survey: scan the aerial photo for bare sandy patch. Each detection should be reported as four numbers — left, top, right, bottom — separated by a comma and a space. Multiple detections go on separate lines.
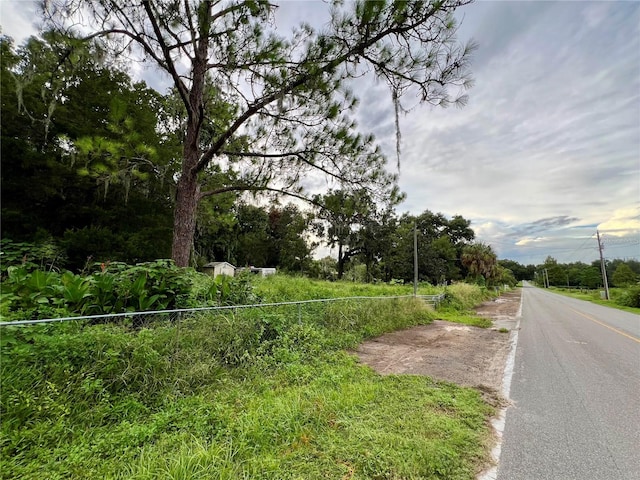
354, 289, 522, 402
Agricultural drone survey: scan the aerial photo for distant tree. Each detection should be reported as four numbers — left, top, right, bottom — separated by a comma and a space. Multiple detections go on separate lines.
352, 207, 396, 282
499, 259, 534, 281
580, 266, 602, 289
380, 210, 473, 284
194, 200, 315, 270
234, 203, 271, 267
308, 256, 338, 281
266, 204, 315, 272
426, 236, 459, 284
563, 262, 586, 287
314, 189, 376, 279
539, 256, 567, 286
193, 173, 239, 265
382, 214, 415, 282
491, 265, 517, 288
445, 215, 475, 245
612, 263, 637, 287
627, 260, 640, 275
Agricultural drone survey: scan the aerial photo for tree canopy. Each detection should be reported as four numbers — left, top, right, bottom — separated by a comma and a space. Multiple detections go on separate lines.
0, 34, 175, 267
41, 0, 476, 266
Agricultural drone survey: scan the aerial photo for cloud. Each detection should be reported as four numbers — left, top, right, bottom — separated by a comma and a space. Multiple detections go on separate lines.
359, 1, 640, 265
598, 206, 640, 237
0, 1, 38, 43
515, 216, 581, 236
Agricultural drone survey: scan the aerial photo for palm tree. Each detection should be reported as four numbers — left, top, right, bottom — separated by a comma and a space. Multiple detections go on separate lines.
461, 242, 498, 284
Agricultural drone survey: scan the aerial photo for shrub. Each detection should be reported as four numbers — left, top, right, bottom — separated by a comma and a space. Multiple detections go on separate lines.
0, 238, 67, 275
0, 260, 265, 320
616, 286, 640, 308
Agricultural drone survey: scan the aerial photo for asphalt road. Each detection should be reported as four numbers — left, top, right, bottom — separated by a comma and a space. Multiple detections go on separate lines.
497, 283, 640, 480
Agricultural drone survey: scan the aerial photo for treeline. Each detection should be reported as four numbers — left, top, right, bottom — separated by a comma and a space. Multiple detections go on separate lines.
0, 207, 504, 286
1, 33, 513, 287
498, 257, 640, 289
533, 256, 640, 289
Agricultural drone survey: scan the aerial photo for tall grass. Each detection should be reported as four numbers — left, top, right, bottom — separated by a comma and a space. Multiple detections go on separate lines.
1, 277, 495, 479
443, 283, 496, 310
434, 283, 497, 328
253, 274, 442, 302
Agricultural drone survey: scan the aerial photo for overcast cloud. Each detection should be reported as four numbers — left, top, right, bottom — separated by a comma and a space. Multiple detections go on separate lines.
2, 0, 638, 265
349, 0, 640, 265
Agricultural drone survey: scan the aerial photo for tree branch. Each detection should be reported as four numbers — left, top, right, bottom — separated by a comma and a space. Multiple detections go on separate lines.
199, 184, 324, 210
194, 2, 453, 173
142, 0, 191, 113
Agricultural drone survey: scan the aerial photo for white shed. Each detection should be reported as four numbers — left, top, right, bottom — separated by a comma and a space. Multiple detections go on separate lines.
202, 262, 236, 277
236, 266, 276, 277
257, 267, 276, 277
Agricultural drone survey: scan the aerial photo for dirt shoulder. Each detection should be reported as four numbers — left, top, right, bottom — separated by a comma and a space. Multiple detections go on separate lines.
354, 289, 522, 400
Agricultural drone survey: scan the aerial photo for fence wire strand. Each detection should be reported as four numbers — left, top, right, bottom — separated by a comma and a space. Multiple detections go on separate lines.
0, 294, 445, 327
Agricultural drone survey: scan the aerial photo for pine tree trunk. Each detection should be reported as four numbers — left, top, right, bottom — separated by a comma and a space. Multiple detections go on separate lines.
171, 44, 206, 268
171, 168, 200, 267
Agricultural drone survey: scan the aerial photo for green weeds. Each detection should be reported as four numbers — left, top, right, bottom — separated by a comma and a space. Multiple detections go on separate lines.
1, 276, 495, 479
0, 262, 259, 320
434, 283, 496, 328
253, 274, 443, 301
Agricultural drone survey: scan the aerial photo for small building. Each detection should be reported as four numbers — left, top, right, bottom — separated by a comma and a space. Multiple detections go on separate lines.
236, 266, 276, 277
256, 267, 276, 277
202, 261, 236, 277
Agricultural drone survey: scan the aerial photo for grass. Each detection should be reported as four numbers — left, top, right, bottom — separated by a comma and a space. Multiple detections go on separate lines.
1, 276, 496, 479
433, 282, 497, 328
435, 310, 493, 328
121, 360, 492, 480
548, 287, 640, 314
253, 274, 443, 301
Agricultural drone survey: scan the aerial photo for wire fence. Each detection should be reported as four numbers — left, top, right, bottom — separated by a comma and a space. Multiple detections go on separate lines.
0, 294, 445, 328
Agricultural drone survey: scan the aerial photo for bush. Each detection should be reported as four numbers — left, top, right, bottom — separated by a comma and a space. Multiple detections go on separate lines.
0, 238, 67, 275
1, 261, 200, 320
616, 286, 640, 308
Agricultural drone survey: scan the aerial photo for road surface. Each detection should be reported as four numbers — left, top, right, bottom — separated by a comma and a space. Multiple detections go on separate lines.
497, 283, 640, 480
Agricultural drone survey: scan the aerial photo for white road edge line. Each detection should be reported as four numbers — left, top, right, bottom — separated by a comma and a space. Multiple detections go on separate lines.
478, 286, 524, 480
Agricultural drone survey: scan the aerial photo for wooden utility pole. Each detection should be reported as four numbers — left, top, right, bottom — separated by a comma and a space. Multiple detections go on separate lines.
413, 221, 418, 297
596, 230, 610, 300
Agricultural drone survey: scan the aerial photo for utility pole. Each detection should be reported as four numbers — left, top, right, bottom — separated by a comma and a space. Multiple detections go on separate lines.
596, 230, 610, 300
413, 221, 418, 297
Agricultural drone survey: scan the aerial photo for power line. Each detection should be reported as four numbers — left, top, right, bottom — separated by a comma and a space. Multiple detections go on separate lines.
570, 233, 597, 264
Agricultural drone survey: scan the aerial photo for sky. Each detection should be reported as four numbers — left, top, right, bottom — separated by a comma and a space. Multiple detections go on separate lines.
1, 0, 639, 265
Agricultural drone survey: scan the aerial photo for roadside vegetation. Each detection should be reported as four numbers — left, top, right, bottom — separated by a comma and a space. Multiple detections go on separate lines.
434, 283, 498, 328
1, 272, 498, 479
504, 255, 640, 312
547, 286, 640, 313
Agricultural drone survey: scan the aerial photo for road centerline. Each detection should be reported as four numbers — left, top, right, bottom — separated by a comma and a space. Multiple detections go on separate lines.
568, 307, 640, 343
